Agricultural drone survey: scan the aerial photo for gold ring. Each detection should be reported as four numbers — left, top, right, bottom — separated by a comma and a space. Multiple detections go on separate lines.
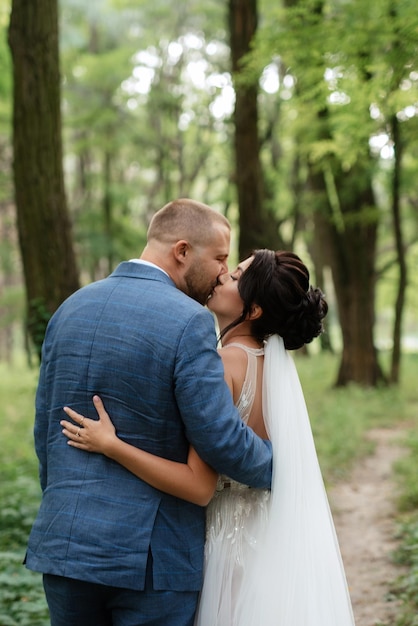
76, 427, 81, 437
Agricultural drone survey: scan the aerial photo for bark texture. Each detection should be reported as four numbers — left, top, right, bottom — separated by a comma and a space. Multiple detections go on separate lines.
8, 0, 79, 355
229, 0, 280, 258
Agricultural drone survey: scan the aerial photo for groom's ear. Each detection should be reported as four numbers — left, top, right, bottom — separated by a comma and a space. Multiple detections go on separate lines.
248, 304, 263, 320
173, 240, 191, 265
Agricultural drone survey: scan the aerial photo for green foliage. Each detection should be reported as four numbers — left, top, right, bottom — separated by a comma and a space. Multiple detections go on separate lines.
0, 556, 49, 626
0, 361, 49, 625
254, 0, 418, 224
389, 515, 418, 626
395, 433, 418, 513
27, 298, 52, 360
0, 487, 49, 626
59, 0, 234, 275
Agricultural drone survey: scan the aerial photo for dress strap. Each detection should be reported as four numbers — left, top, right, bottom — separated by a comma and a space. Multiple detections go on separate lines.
222, 342, 263, 424
223, 342, 264, 356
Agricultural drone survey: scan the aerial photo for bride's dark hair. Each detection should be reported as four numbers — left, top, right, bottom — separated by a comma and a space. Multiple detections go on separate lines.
220, 249, 328, 350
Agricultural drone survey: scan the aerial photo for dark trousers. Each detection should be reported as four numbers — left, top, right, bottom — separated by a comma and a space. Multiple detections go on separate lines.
43, 553, 199, 626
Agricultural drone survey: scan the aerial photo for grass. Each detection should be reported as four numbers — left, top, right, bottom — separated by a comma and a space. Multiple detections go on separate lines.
296, 350, 418, 482
0, 350, 418, 624
383, 353, 418, 626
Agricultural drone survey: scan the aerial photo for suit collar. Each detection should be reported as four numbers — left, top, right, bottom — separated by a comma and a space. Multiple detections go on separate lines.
110, 261, 175, 287
129, 258, 169, 277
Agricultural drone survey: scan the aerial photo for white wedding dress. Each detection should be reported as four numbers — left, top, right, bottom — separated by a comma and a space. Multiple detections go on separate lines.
194, 336, 355, 626
194, 343, 269, 626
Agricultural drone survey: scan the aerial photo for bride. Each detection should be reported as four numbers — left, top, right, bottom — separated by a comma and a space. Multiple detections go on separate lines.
61, 249, 355, 626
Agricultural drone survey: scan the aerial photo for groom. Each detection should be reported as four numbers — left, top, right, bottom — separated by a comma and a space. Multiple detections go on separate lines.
25, 198, 272, 626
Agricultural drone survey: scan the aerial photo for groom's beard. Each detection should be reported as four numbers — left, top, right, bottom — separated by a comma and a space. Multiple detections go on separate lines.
184, 262, 217, 305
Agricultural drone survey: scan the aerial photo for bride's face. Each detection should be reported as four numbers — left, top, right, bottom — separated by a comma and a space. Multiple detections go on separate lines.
207, 256, 254, 321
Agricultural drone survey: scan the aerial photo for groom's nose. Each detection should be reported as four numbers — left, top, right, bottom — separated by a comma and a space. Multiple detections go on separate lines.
217, 272, 229, 286
219, 259, 229, 276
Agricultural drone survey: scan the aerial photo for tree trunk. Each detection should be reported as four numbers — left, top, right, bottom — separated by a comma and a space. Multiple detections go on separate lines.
229, 0, 280, 259
389, 114, 406, 383
103, 150, 114, 276
8, 0, 79, 357
308, 211, 334, 353
309, 160, 385, 386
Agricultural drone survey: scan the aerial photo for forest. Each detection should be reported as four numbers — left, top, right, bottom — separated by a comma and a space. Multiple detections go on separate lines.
1, 0, 418, 383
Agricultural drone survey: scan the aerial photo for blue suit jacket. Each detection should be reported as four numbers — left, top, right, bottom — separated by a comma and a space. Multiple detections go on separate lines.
26, 262, 272, 591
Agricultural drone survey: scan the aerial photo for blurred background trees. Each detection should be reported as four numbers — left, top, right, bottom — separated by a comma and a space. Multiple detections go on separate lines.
1, 0, 418, 385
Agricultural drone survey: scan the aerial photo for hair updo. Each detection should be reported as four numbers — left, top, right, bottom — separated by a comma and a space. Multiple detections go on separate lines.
221, 249, 328, 350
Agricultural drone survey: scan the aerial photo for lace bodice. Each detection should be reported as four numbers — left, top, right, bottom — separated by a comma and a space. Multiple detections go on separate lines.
216, 343, 264, 493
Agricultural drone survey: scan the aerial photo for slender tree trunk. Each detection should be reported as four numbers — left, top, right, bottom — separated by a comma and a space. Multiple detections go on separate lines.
103, 150, 113, 275
8, 0, 79, 357
309, 211, 334, 353
390, 114, 407, 383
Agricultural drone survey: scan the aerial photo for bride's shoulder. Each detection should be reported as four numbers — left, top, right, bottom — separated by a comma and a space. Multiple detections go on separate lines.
218, 346, 248, 392
218, 344, 248, 364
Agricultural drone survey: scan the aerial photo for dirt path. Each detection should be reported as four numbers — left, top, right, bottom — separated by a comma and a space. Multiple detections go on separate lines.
329, 426, 408, 626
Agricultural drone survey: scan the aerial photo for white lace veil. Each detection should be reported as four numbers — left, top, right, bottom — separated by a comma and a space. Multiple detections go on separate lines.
236, 335, 355, 625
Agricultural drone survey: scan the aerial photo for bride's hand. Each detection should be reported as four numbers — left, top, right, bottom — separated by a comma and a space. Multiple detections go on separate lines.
61, 395, 117, 454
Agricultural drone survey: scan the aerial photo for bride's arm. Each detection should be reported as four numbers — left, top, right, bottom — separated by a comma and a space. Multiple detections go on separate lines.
61, 396, 218, 507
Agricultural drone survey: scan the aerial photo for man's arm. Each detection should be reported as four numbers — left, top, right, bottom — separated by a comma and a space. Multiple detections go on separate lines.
174, 309, 272, 488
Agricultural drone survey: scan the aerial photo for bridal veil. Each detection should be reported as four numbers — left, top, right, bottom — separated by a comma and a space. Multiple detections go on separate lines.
236, 334, 356, 625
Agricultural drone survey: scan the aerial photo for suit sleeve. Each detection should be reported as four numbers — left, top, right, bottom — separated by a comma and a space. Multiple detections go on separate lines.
34, 347, 49, 492
174, 308, 272, 489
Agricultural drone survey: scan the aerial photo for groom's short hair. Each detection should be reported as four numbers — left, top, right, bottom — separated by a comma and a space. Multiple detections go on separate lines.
147, 198, 230, 247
